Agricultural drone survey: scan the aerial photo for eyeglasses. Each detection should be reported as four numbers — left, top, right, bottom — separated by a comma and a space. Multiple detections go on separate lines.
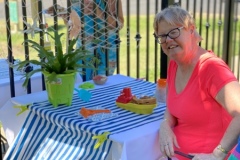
153, 26, 184, 44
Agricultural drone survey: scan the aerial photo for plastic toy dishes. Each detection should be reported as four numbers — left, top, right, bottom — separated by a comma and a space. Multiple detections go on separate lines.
93, 75, 108, 85
74, 88, 92, 102
79, 82, 95, 89
116, 102, 156, 115
116, 87, 157, 114
76, 106, 118, 122
80, 107, 111, 118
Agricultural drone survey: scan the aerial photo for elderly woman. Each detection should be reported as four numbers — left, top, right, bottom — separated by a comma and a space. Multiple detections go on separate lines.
154, 6, 240, 160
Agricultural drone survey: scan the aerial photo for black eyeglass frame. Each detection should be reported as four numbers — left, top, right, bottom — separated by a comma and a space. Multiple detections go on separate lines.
153, 26, 184, 44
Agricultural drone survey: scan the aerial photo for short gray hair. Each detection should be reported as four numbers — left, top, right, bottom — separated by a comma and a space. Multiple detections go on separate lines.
153, 6, 202, 43
153, 6, 196, 32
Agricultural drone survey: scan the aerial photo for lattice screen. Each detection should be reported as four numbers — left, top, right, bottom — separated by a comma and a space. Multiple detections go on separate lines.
1, 0, 123, 61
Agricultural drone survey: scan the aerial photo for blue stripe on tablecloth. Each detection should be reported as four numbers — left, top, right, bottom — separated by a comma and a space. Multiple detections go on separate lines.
32, 125, 59, 159
4, 79, 166, 160
29, 80, 163, 132
22, 117, 49, 159
6, 113, 38, 159
5, 115, 111, 160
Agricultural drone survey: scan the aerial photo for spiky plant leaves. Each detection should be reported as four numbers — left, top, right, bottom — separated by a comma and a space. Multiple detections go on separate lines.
14, 31, 99, 88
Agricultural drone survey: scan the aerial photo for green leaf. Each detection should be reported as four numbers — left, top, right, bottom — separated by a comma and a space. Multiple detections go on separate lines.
14, 31, 100, 88
22, 68, 43, 88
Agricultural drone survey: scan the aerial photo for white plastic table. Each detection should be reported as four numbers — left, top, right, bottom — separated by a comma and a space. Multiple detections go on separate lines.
0, 74, 165, 160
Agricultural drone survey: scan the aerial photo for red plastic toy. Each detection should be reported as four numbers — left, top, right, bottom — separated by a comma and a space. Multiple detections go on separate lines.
116, 87, 133, 103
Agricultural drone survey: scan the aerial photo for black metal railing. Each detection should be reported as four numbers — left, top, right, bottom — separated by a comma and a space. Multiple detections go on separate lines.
2, 0, 240, 92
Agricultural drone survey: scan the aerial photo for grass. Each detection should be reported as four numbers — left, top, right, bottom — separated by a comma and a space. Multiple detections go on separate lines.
0, 15, 239, 82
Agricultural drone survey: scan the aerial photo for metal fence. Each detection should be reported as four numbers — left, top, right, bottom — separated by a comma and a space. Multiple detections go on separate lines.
119, 0, 240, 82
1, 0, 240, 97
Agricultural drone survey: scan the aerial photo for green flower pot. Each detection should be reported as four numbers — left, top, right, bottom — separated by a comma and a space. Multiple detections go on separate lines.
43, 72, 76, 107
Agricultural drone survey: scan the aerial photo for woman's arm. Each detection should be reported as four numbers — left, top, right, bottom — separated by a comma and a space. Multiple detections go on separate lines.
158, 85, 179, 157
159, 107, 179, 157
162, 107, 177, 128
162, 84, 177, 127
92, 0, 124, 30
68, 10, 81, 39
58, 10, 81, 39
115, 0, 124, 29
213, 81, 240, 158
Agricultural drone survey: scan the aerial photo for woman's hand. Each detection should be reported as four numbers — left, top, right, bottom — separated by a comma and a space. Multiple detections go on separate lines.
159, 120, 179, 158
191, 147, 227, 160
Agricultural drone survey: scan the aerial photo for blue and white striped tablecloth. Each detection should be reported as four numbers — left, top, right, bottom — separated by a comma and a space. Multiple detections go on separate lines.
4, 79, 166, 160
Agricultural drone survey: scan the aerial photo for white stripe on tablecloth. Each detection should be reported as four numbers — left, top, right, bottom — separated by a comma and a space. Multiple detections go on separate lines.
30, 80, 163, 133
4, 79, 165, 160
23, 117, 52, 159
6, 113, 38, 158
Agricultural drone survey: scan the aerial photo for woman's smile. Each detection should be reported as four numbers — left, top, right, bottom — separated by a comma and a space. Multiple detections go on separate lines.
167, 44, 179, 50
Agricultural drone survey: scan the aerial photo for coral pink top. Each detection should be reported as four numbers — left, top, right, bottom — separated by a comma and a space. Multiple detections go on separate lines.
167, 52, 236, 159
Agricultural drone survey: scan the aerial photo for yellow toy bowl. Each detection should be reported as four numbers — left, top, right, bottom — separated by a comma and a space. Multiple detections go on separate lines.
116, 102, 157, 115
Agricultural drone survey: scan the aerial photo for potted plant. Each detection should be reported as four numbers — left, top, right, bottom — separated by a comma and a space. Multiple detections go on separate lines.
14, 31, 99, 107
